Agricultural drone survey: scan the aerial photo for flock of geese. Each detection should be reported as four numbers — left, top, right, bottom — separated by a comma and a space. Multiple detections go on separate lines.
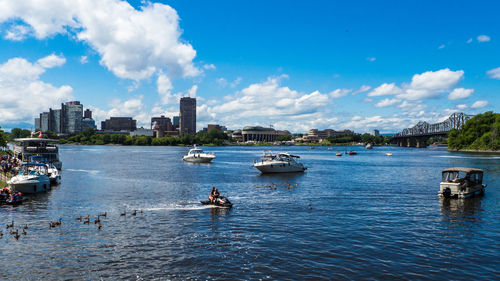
1, 209, 143, 241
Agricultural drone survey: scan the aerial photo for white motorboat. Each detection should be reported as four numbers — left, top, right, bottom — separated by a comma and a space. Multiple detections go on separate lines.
365, 143, 373, 149
8, 163, 51, 194
253, 152, 307, 173
182, 145, 216, 163
46, 163, 61, 184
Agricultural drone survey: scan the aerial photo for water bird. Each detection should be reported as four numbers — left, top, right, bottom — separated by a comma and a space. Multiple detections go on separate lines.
14, 233, 20, 240
99, 212, 107, 218
139, 210, 143, 214
22, 229, 27, 235
120, 211, 126, 216
6, 221, 14, 229
97, 223, 102, 230
83, 215, 90, 220
0, 231, 3, 237
308, 204, 312, 209
94, 218, 101, 224
75, 216, 82, 221
131, 210, 137, 216
84, 218, 90, 224
49, 219, 61, 228
23, 224, 28, 229
9, 229, 16, 235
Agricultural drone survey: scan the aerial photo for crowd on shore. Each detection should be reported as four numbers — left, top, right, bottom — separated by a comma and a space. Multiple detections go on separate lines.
1, 154, 19, 175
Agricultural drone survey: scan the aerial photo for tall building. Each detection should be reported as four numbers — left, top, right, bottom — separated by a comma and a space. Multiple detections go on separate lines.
179, 97, 196, 134
372, 129, 380, 136
101, 117, 137, 131
34, 101, 85, 134
84, 109, 92, 119
62, 101, 83, 134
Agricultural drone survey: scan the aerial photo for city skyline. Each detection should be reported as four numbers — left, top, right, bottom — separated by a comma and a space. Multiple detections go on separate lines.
0, 0, 499, 133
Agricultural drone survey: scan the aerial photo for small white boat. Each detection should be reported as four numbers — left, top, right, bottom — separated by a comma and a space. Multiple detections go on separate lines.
46, 163, 61, 184
366, 143, 373, 149
253, 152, 306, 173
8, 163, 50, 194
439, 167, 486, 198
182, 145, 216, 163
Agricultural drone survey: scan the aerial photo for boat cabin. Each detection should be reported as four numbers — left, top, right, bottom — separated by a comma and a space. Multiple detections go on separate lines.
12, 138, 59, 163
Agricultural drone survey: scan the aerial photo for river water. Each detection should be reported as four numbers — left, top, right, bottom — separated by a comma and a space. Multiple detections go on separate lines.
0, 145, 498, 280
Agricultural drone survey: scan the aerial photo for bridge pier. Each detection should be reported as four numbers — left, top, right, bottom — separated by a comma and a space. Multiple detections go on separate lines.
416, 138, 426, 148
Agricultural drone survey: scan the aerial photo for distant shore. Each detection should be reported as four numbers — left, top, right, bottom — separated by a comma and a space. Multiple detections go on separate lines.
448, 149, 500, 154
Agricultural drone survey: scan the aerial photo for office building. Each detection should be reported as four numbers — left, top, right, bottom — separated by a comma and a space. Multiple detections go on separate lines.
34, 101, 87, 135
372, 129, 380, 136
179, 97, 196, 134
101, 117, 137, 131
84, 109, 92, 119
151, 116, 173, 132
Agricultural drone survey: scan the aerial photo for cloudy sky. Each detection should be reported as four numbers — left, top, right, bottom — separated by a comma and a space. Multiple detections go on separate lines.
0, 0, 498, 133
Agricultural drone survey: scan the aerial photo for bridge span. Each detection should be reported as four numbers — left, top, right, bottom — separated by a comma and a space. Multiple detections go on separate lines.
390, 112, 473, 148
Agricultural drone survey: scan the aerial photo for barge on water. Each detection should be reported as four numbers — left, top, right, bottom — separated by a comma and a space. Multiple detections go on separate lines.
438, 167, 486, 198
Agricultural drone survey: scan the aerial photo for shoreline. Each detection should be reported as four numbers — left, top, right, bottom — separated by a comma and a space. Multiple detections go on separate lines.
448, 149, 500, 154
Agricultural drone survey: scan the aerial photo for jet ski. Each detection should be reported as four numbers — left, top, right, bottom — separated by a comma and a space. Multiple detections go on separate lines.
1, 193, 27, 205
200, 196, 233, 208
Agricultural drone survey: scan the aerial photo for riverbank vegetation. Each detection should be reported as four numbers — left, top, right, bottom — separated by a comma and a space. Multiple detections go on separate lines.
58, 128, 232, 146
0, 126, 7, 148
448, 111, 500, 151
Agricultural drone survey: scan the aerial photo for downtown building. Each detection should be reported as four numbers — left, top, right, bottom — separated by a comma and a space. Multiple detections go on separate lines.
179, 97, 196, 134
35, 101, 87, 135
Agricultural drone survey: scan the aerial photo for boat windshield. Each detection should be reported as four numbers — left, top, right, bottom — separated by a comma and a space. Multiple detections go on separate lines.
189, 149, 203, 154
442, 171, 483, 184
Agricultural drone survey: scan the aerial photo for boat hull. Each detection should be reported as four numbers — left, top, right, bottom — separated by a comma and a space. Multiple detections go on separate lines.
183, 155, 215, 163
253, 163, 306, 173
8, 177, 50, 194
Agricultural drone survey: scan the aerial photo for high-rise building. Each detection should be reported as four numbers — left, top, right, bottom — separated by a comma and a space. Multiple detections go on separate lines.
179, 97, 196, 134
84, 109, 92, 119
62, 101, 83, 134
34, 101, 86, 134
372, 129, 380, 136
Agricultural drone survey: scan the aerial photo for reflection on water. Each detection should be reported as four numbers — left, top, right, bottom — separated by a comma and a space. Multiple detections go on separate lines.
0, 145, 498, 280
440, 197, 483, 222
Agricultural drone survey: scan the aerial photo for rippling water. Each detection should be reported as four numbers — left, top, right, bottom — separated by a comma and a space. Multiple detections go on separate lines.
1, 145, 499, 280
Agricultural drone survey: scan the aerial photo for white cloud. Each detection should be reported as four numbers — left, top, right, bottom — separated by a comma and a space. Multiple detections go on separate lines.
397, 68, 464, 100
367, 83, 402, 97
477, 35, 490, 42
438, 44, 445, 49
375, 98, 400, 107
200, 75, 337, 131
448, 88, 474, 100
367, 57, 376, 62
0, 0, 200, 85
37, 54, 66, 68
203, 64, 216, 70
457, 104, 468, 109
80, 56, 88, 64
329, 88, 351, 98
3, 24, 31, 41
352, 85, 371, 95
89, 95, 149, 127
487, 67, 500, 79
0, 56, 73, 125
466, 38, 473, 43
470, 100, 488, 109
217, 77, 242, 88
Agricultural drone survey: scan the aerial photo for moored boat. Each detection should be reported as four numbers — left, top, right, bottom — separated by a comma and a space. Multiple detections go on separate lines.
12, 138, 62, 170
7, 163, 50, 194
336, 152, 342, 156
365, 143, 373, 149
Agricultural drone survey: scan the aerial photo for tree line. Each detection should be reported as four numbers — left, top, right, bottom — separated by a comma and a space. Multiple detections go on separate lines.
57, 128, 232, 146
448, 111, 500, 151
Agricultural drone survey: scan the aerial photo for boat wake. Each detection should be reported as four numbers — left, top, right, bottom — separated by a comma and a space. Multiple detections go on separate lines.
65, 168, 100, 175
142, 202, 218, 211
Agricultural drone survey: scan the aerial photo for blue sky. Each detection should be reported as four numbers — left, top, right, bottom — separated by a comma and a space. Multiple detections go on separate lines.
0, 0, 498, 133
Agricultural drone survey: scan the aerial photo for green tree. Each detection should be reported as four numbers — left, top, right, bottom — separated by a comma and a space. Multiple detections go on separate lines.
0, 126, 7, 148
10, 128, 32, 139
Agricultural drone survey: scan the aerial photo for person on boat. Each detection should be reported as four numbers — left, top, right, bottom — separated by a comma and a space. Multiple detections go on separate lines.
213, 188, 220, 202
209, 186, 216, 202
